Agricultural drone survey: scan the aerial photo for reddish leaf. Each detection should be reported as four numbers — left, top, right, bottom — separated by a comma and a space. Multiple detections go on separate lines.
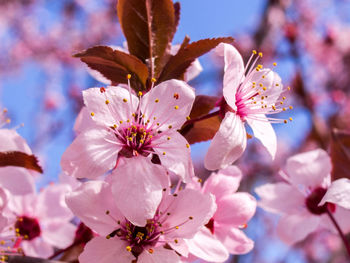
0, 151, 43, 173
330, 128, 350, 180
189, 95, 219, 119
181, 116, 221, 145
74, 46, 149, 92
158, 37, 234, 83
172, 2, 181, 42
117, 0, 176, 77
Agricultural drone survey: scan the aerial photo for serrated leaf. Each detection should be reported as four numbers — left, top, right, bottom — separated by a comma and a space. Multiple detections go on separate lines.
158, 37, 234, 83
330, 128, 350, 180
181, 116, 221, 144
117, 0, 176, 77
74, 46, 149, 92
0, 151, 43, 173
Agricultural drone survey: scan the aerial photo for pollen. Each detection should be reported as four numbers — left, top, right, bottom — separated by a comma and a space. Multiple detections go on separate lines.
186, 116, 191, 120
167, 137, 171, 140
174, 105, 179, 110
148, 248, 154, 254
186, 144, 190, 148
138, 91, 143, 97
289, 117, 293, 121
173, 93, 179, 99
105, 100, 110, 105
126, 246, 132, 252
90, 112, 95, 116
155, 98, 159, 103
282, 96, 286, 100
127, 74, 131, 79
273, 62, 277, 66
252, 50, 257, 54
258, 52, 263, 57
100, 87, 106, 93
123, 98, 128, 103
151, 77, 156, 83
162, 152, 166, 155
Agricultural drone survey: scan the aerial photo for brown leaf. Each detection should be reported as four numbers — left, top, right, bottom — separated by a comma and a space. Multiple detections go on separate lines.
0, 151, 43, 173
330, 128, 350, 180
158, 37, 234, 83
189, 95, 219, 119
181, 116, 221, 144
74, 46, 149, 92
117, 0, 176, 77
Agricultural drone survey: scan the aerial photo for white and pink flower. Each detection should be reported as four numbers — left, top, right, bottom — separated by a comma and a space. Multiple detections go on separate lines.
205, 43, 289, 170
61, 79, 195, 182
66, 181, 216, 263
186, 166, 256, 262
255, 148, 350, 245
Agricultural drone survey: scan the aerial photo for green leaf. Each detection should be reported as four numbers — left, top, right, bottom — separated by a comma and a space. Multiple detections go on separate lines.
117, 0, 176, 77
74, 46, 149, 92
330, 128, 350, 180
0, 151, 43, 173
158, 37, 234, 83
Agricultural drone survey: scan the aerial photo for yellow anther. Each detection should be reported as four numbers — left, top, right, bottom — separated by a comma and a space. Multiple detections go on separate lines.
105, 100, 110, 105
272, 105, 276, 110
0, 241, 5, 245
123, 98, 127, 103
280, 101, 284, 105
153, 117, 156, 120
113, 124, 117, 128
168, 125, 172, 129
186, 144, 190, 148
263, 87, 267, 91
139, 139, 144, 144
259, 83, 263, 87
132, 113, 136, 117
284, 120, 288, 124
148, 248, 154, 254
167, 137, 171, 140
252, 50, 257, 54
255, 67, 260, 71
24, 235, 29, 240
162, 152, 166, 155
258, 52, 263, 57
90, 112, 95, 116
155, 99, 159, 103
189, 216, 194, 220
257, 64, 263, 69
174, 239, 178, 244
282, 96, 286, 100
186, 116, 190, 120
119, 120, 123, 124
174, 105, 179, 110
252, 82, 256, 85
127, 74, 131, 79
275, 83, 279, 86
106, 235, 111, 239
289, 117, 293, 121
262, 75, 265, 79
151, 77, 156, 83
138, 91, 143, 96
175, 226, 179, 229
283, 107, 286, 111
261, 96, 265, 100
287, 86, 291, 90
126, 246, 132, 252
289, 106, 293, 109
197, 178, 202, 183
273, 62, 277, 66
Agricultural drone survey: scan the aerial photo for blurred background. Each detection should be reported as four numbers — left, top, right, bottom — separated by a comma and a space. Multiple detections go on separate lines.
1, 0, 350, 262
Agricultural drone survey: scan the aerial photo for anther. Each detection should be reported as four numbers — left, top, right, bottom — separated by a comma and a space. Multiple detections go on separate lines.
127, 74, 131, 79
174, 105, 179, 110
90, 112, 95, 116
273, 62, 277, 66
138, 91, 143, 97
162, 152, 166, 155
155, 99, 159, 103
173, 93, 179, 99
189, 216, 193, 220
126, 246, 132, 252
186, 144, 190, 148
123, 98, 128, 103
105, 100, 110, 105
151, 77, 156, 83
289, 117, 293, 121
258, 52, 263, 57
100, 87, 106, 93
148, 248, 154, 254
186, 116, 190, 120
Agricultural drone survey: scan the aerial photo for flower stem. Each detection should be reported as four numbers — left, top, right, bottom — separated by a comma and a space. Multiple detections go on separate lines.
183, 110, 220, 126
326, 208, 350, 258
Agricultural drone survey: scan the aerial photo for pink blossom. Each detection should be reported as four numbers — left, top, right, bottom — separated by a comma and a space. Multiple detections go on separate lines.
0, 128, 36, 195
205, 43, 289, 170
66, 181, 216, 263
1, 183, 76, 258
255, 149, 350, 245
61, 79, 195, 182
186, 166, 256, 262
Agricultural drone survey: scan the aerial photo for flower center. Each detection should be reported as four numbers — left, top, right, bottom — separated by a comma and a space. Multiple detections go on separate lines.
305, 187, 335, 215
117, 122, 155, 158
108, 219, 159, 258
14, 216, 41, 241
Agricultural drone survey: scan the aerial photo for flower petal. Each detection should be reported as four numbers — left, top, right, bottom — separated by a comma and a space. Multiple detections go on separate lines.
79, 237, 135, 263
217, 43, 244, 111
83, 86, 138, 127
285, 149, 332, 189
186, 227, 229, 262
154, 131, 194, 182
66, 181, 123, 236
214, 193, 256, 226
255, 182, 305, 214
41, 222, 76, 249
141, 79, 195, 131
73, 107, 96, 134
0, 167, 35, 195
138, 246, 181, 263
0, 129, 32, 153
159, 189, 216, 239
21, 238, 53, 258
276, 212, 320, 245
215, 225, 254, 254
203, 165, 242, 199
205, 112, 247, 170
61, 128, 121, 179
246, 115, 277, 159
111, 157, 169, 226
319, 178, 350, 209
